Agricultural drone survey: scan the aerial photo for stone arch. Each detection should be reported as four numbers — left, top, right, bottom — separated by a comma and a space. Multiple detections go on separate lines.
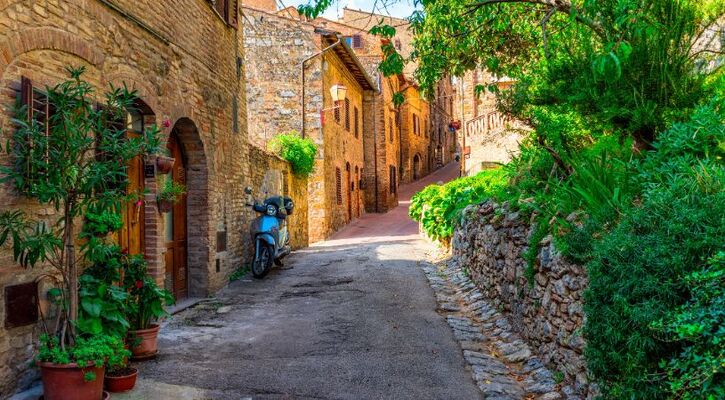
103, 73, 161, 116
169, 117, 210, 297
0, 28, 104, 78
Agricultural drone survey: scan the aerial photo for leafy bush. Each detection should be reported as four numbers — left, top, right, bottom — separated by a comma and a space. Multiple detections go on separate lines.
583, 100, 725, 399
269, 132, 318, 178
653, 252, 725, 399
409, 169, 507, 242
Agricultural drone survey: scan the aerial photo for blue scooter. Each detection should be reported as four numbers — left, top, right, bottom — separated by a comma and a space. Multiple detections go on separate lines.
245, 187, 293, 278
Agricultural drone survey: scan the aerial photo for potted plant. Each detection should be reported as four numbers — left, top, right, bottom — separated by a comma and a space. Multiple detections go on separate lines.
37, 334, 128, 400
0, 68, 161, 400
124, 255, 174, 360
156, 178, 186, 213
103, 356, 138, 393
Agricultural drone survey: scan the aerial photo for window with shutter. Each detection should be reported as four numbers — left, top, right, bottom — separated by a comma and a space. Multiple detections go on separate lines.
353, 106, 359, 138
424, 119, 428, 138
389, 117, 393, 142
344, 98, 350, 131
19, 77, 54, 186
336, 168, 342, 205
334, 102, 340, 123
352, 34, 362, 49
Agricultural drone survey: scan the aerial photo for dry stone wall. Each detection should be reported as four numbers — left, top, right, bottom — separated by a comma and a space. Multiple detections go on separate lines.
452, 201, 593, 397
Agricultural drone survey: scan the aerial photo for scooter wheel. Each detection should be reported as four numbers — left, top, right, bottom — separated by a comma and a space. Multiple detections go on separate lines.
252, 242, 274, 279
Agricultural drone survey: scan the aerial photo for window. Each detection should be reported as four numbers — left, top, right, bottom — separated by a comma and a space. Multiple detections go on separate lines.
424, 118, 428, 138
389, 165, 397, 194
394, 38, 402, 51
413, 114, 419, 136
352, 34, 363, 49
344, 98, 350, 131
353, 106, 359, 138
334, 101, 341, 123
389, 117, 394, 142
209, 0, 238, 27
335, 167, 342, 205
19, 76, 55, 183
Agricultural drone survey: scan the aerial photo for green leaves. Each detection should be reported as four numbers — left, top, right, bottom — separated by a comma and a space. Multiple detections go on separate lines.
268, 131, 318, 178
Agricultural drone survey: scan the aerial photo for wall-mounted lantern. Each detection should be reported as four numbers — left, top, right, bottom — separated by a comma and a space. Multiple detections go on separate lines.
329, 84, 347, 104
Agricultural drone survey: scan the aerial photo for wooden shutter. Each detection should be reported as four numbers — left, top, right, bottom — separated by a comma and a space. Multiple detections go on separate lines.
344, 98, 350, 131
20, 77, 33, 121
354, 107, 359, 138
352, 34, 362, 49
227, 0, 238, 28
334, 102, 340, 123
336, 168, 342, 205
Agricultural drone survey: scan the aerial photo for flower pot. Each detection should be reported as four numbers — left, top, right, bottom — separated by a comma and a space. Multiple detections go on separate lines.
104, 367, 138, 393
129, 324, 160, 360
156, 156, 175, 174
157, 199, 173, 213
40, 362, 105, 400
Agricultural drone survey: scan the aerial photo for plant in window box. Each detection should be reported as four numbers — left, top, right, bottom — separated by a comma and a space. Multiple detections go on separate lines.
156, 179, 186, 213
123, 255, 174, 360
0, 67, 161, 400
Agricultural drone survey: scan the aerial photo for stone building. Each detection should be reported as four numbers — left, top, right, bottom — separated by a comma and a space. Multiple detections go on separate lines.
242, 5, 376, 242
456, 69, 526, 176
0, 1, 308, 397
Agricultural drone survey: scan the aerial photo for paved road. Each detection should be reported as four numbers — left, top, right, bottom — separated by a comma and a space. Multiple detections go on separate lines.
122, 162, 481, 400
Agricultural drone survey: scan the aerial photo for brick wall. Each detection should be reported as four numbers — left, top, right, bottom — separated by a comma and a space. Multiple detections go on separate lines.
0, 1, 296, 397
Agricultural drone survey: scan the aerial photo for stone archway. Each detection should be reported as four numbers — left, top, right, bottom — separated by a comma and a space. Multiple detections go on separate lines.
167, 118, 210, 298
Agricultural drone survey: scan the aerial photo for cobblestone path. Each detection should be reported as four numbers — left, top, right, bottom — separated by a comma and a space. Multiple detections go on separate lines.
422, 259, 568, 400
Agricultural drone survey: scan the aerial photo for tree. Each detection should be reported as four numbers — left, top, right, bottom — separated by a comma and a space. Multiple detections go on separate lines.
0, 67, 160, 348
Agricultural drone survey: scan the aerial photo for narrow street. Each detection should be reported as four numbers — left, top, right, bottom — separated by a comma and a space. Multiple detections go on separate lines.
122, 163, 483, 400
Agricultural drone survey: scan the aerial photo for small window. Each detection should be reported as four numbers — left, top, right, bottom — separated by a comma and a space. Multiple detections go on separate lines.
389, 117, 394, 143
334, 101, 340, 123
354, 106, 359, 138
336, 168, 342, 205
352, 34, 363, 49
424, 118, 428, 138
389, 165, 397, 194
344, 98, 351, 131
394, 38, 401, 51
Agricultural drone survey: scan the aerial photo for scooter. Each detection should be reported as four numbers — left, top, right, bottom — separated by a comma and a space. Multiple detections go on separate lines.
244, 187, 293, 278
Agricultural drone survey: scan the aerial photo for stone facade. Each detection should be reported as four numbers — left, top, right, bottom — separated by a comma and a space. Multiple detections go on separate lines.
0, 1, 305, 397
399, 83, 431, 183
455, 70, 525, 176
242, 7, 375, 242
452, 201, 592, 397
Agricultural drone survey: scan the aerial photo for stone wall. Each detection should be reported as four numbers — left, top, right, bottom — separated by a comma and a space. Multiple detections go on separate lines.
452, 201, 591, 397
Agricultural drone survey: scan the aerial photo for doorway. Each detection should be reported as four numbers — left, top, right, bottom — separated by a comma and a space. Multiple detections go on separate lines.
413, 154, 421, 180
164, 133, 188, 300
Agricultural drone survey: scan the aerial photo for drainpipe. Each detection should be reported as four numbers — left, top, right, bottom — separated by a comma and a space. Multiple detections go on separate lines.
372, 92, 379, 212
300, 32, 342, 138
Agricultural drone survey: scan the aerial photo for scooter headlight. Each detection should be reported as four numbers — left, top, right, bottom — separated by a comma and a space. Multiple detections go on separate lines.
266, 204, 277, 216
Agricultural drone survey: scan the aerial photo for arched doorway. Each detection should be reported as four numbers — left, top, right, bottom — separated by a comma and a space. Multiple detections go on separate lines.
345, 162, 352, 222
164, 118, 209, 298
164, 133, 188, 300
413, 154, 421, 180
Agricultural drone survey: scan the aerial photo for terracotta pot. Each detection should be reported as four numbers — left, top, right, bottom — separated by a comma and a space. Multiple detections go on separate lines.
104, 367, 138, 393
129, 324, 160, 360
156, 156, 175, 174
40, 362, 105, 400
157, 199, 173, 213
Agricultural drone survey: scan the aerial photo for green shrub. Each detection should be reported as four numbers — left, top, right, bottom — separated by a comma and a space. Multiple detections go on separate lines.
410, 169, 507, 242
653, 251, 725, 400
269, 132, 318, 177
583, 100, 725, 399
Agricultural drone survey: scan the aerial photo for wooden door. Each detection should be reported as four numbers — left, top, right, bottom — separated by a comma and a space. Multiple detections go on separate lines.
119, 133, 144, 255
164, 134, 188, 300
